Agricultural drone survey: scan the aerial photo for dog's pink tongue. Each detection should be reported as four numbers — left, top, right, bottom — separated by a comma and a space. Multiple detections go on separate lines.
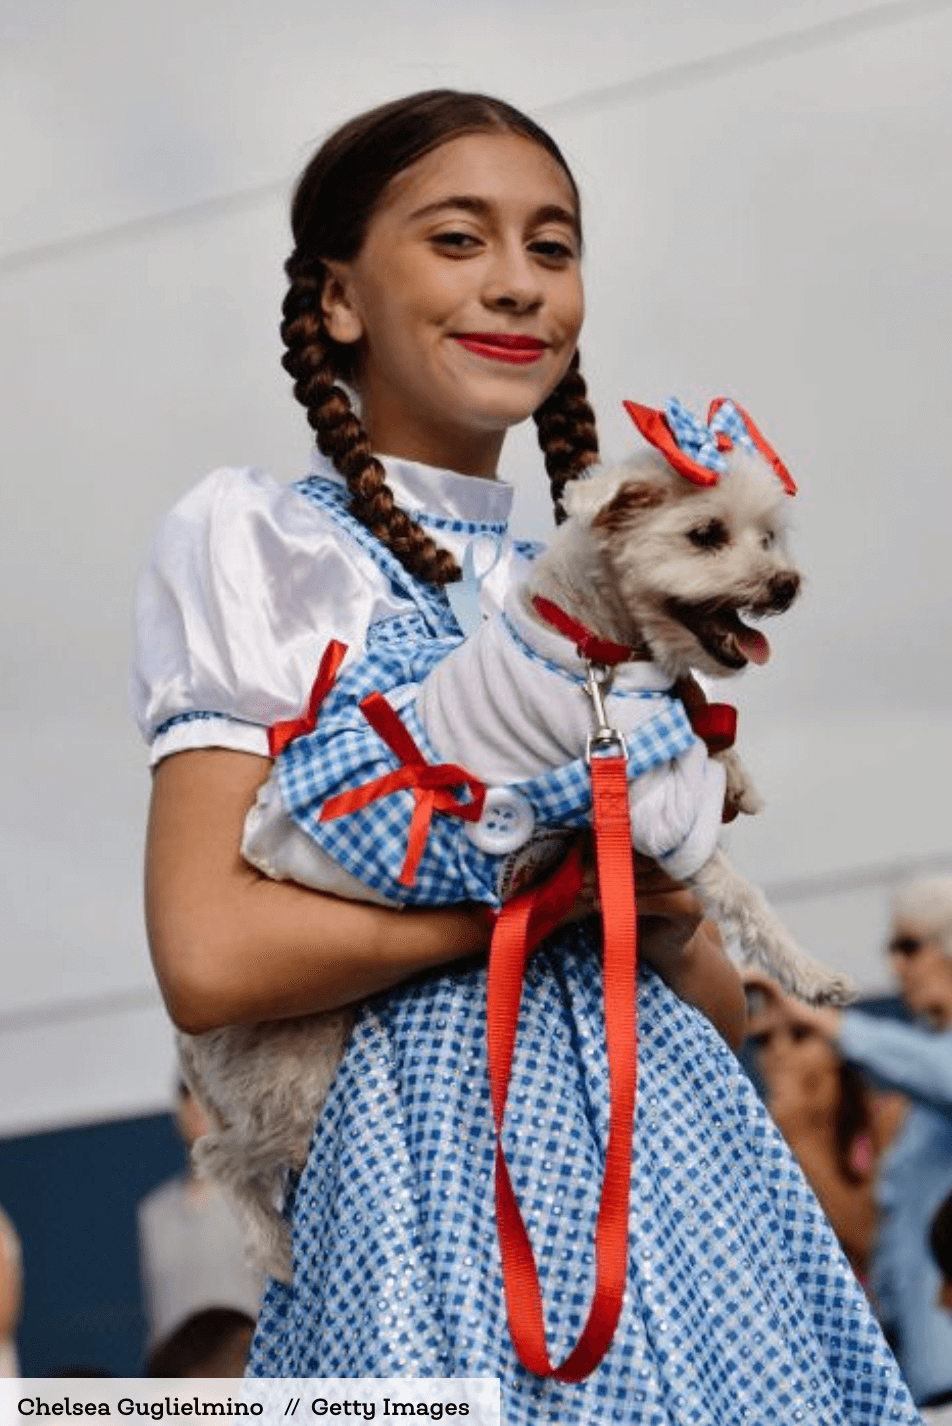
736, 627, 771, 665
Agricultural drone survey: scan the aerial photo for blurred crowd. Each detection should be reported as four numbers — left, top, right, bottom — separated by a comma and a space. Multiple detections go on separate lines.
0, 1084, 261, 1379
4, 875, 952, 1411
746, 873, 952, 1421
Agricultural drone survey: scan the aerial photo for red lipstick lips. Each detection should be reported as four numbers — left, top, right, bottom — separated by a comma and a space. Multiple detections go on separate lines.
454, 333, 547, 365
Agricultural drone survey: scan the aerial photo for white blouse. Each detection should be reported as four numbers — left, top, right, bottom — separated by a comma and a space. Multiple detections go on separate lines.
131, 450, 527, 767
133, 448, 722, 900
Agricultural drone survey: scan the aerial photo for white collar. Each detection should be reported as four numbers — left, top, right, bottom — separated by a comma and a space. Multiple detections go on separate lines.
307, 448, 514, 527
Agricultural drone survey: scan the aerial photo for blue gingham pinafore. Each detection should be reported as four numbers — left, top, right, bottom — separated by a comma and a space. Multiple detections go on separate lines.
248, 479, 921, 1426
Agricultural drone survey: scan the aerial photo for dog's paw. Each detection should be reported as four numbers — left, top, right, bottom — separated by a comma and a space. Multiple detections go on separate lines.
772, 959, 856, 1008
802, 968, 856, 1007
717, 748, 764, 817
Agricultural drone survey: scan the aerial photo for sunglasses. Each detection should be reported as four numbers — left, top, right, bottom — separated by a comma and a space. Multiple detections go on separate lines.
888, 935, 926, 958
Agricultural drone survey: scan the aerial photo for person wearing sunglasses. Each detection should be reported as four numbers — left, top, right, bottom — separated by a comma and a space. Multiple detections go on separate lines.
783, 875, 952, 1411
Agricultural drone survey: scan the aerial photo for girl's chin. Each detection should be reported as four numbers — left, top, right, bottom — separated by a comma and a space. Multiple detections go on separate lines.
447, 359, 565, 415
463, 386, 559, 431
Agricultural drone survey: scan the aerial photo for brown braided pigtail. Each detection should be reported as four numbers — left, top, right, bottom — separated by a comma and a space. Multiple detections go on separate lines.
533, 351, 600, 524
281, 262, 460, 586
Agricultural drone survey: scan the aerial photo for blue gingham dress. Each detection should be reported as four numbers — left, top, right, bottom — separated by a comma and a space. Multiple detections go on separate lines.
133, 457, 921, 1424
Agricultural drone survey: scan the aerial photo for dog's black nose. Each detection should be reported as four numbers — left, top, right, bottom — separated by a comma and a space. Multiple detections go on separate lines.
768, 573, 801, 611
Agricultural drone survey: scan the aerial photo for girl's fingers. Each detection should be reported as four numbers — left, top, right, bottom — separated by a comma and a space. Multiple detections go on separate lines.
632, 854, 691, 899
637, 887, 705, 931
573, 846, 704, 927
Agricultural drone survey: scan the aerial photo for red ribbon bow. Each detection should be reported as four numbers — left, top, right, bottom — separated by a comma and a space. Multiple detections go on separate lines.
268, 640, 349, 757
623, 396, 796, 495
687, 702, 737, 755
320, 692, 487, 887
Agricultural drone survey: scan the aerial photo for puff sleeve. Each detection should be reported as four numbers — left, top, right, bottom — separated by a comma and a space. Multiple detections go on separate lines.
131, 467, 407, 765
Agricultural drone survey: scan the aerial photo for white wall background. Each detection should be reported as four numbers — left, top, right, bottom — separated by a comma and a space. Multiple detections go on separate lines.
2, 0, 951, 1136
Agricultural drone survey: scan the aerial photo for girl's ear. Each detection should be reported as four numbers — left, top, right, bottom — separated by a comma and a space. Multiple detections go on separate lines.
321, 262, 364, 345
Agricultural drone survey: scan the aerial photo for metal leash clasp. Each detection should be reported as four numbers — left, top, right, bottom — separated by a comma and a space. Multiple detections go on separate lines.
583, 661, 627, 765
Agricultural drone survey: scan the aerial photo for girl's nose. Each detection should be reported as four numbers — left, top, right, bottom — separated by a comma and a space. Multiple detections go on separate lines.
481, 243, 544, 312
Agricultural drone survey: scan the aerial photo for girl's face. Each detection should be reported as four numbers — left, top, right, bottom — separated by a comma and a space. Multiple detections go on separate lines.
321, 131, 584, 476
751, 1014, 842, 1117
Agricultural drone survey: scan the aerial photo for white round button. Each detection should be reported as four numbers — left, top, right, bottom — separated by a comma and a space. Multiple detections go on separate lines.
466, 787, 535, 855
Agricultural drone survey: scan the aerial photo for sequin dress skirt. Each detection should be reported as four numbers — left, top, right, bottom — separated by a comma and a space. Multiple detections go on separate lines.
248, 924, 921, 1426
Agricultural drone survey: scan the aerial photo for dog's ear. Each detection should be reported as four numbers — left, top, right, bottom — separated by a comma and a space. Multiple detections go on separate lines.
591, 480, 668, 535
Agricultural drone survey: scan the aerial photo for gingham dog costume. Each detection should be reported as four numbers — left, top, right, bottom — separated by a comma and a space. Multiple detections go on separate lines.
133, 454, 922, 1424
241, 580, 726, 910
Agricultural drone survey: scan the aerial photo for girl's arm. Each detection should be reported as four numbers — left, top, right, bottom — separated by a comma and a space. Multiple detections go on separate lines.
146, 748, 494, 1034
592, 851, 746, 1051
149, 748, 745, 1044
641, 905, 747, 1052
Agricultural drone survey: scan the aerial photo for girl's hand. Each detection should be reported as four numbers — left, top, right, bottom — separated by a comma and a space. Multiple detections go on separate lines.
575, 844, 746, 1051
633, 854, 706, 952
562, 839, 705, 932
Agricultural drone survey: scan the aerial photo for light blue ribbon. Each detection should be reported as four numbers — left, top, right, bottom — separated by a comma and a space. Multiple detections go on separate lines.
445, 534, 503, 637
664, 396, 755, 476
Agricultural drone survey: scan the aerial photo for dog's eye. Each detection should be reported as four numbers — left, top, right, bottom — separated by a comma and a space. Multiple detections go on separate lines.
687, 520, 728, 550
761, 529, 776, 550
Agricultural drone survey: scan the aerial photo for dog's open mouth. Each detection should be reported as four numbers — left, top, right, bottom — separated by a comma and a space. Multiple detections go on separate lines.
667, 599, 771, 670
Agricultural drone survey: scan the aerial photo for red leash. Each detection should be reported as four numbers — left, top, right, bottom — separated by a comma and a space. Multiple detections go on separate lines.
487, 633, 639, 1380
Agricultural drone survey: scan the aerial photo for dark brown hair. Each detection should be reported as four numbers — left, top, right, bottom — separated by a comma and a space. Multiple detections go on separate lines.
835, 1061, 874, 1186
281, 90, 599, 584
147, 1307, 255, 1377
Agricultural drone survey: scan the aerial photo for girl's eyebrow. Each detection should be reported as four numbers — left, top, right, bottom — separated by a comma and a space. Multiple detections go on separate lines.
407, 195, 580, 233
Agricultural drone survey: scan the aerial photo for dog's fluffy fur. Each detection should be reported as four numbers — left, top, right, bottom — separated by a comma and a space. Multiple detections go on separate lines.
544, 446, 851, 1000
179, 442, 852, 1283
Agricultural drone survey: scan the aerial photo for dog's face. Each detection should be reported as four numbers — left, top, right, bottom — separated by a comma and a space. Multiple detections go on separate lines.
562, 448, 801, 679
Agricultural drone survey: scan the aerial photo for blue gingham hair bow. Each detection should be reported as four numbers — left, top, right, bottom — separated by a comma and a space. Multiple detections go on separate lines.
622, 396, 797, 494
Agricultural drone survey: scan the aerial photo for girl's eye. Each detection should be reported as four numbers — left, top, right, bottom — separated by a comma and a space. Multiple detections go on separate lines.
529, 237, 577, 262
790, 1025, 816, 1043
432, 230, 481, 252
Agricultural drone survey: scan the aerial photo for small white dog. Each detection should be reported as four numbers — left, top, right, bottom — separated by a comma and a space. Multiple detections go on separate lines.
179, 397, 852, 1282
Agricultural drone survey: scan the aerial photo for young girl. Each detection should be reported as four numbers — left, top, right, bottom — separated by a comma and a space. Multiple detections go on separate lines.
744, 972, 885, 1286
135, 91, 921, 1422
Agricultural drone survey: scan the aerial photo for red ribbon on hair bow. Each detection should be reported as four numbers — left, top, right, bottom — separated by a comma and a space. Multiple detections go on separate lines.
623, 396, 796, 495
